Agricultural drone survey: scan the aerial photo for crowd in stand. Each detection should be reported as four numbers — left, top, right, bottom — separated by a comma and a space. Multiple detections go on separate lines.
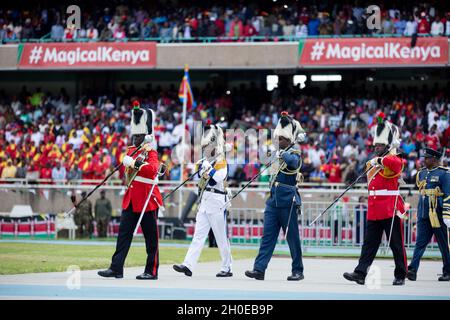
0, 80, 449, 186
1, 1, 450, 43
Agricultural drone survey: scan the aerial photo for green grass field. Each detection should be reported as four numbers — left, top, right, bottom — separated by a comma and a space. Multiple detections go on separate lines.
0, 242, 257, 275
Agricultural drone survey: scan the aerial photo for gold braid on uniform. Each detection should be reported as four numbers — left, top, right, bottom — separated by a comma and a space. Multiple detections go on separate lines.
416, 167, 443, 228
278, 150, 304, 187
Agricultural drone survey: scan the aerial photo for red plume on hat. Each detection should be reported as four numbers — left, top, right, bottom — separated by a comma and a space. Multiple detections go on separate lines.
281, 111, 289, 116
376, 111, 386, 124
132, 100, 140, 109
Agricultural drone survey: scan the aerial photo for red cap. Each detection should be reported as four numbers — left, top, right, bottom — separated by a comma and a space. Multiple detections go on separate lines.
281, 111, 289, 116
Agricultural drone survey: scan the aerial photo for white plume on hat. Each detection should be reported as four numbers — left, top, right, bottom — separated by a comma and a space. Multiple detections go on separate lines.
201, 121, 225, 156
130, 100, 155, 136
274, 111, 305, 143
372, 113, 400, 148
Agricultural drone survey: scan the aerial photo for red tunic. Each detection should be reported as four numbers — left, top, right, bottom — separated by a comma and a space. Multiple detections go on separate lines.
367, 154, 405, 221
122, 147, 163, 213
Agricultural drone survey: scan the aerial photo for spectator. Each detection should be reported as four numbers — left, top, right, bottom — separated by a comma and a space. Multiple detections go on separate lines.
113, 25, 127, 40
430, 15, 444, 35
380, 15, 395, 34
1, 159, 17, 179
307, 13, 320, 36
86, 24, 99, 40
51, 21, 65, 41
229, 16, 243, 37
52, 161, 67, 181
295, 20, 308, 37
404, 15, 418, 36
417, 12, 431, 34
21, 18, 34, 40
244, 19, 257, 37
445, 14, 450, 36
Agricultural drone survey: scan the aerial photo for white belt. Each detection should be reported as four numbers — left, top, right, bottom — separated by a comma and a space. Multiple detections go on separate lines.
134, 176, 157, 185
369, 190, 400, 196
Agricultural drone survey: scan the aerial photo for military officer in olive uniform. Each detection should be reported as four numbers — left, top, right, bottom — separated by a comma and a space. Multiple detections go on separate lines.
407, 147, 450, 282
95, 190, 112, 238
76, 191, 93, 238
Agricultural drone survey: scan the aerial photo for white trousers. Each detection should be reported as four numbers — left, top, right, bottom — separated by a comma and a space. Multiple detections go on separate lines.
183, 201, 232, 272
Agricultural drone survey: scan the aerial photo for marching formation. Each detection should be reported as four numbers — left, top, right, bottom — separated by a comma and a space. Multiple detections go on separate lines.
87, 102, 450, 285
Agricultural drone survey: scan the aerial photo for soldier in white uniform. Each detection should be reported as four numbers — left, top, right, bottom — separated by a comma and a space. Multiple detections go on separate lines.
173, 123, 233, 277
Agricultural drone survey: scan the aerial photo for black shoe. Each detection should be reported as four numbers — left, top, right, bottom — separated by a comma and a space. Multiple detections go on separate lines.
287, 273, 304, 281
245, 270, 265, 280
216, 271, 233, 277
438, 273, 450, 281
97, 269, 123, 279
343, 272, 365, 285
407, 269, 417, 281
393, 278, 405, 286
173, 264, 192, 277
136, 273, 158, 280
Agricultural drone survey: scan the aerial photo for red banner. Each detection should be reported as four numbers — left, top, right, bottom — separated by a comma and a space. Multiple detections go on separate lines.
18, 42, 157, 69
299, 37, 448, 66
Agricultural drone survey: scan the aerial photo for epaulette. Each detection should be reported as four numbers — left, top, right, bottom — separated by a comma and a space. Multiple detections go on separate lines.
438, 166, 450, 172
214, 159, 227, 170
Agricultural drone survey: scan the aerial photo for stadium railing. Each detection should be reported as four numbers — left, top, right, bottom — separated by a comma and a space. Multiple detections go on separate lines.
2, 33, 447, 44
0, 178, 418, 191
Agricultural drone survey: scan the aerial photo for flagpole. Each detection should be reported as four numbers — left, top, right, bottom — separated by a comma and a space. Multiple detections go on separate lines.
178, 64, 188, 220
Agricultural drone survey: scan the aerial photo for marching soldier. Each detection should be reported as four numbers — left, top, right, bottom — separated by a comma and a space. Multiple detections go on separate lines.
98, 101, 162, 280
173, 122, 233, 277
407, 147, 450, 281
245, 111, 306, 281
344, 115, 408, 286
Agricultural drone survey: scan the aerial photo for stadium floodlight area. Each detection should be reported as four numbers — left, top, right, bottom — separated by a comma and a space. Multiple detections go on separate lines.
266, 75, 279, 91
311, 75, 342, 82
293, 75, 307, 89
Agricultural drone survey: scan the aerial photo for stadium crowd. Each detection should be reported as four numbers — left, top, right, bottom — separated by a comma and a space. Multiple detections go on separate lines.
1, 1, 450, 43
0, 80, 449, 186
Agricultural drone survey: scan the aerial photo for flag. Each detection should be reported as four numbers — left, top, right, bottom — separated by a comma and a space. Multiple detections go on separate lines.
178, 65, 196, 110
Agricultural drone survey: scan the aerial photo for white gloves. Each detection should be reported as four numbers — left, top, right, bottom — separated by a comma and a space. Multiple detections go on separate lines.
144, 134, 154, 144
444, 219, 450, 228
142, 134, 154, 151
297, 132, 306, 143
123, 156, 134, 168
276, 150, 286, 159
200, 159, 212, 176
370, 157, 382, 167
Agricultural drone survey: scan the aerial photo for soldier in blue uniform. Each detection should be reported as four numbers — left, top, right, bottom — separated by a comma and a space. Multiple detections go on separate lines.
245, 112, 306, 281
407, 147, 450, 281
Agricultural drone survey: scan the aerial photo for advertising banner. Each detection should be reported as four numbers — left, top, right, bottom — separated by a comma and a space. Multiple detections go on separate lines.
18, 42, 157, 69
299, 37, 448, 67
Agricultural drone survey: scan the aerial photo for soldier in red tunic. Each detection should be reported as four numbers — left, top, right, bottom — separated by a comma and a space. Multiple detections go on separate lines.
98, 101, 162, 280
344, 115, 407, 286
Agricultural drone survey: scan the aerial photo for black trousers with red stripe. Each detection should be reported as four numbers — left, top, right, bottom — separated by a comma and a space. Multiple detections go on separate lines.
110, 204, 159, 276
355, 216, 407, 279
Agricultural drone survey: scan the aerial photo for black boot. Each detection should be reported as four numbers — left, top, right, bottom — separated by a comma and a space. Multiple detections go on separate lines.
343, 272, 365, 285
136, 273, 158, 280
438, 273, 450, 281
393, 278, 405, 286
98, 268, 123, 278
245, 270, 265, 280
173, 264, 192, 277
407, 269, 417, 281
287, 272, 304, 281
216, 270, 233, 277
